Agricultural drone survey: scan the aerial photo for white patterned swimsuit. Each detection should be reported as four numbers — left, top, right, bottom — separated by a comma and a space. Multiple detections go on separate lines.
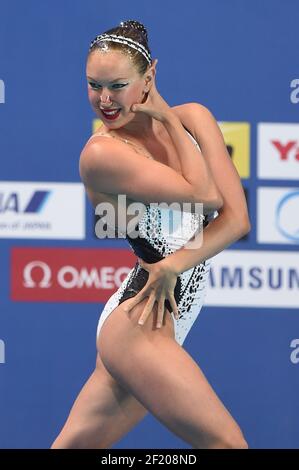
89, 127, 215, 346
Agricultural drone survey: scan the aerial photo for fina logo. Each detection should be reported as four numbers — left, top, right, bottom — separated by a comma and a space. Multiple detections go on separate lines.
0, 190, 51, 213
0, 79, 4, 104
275, 190, 299, 242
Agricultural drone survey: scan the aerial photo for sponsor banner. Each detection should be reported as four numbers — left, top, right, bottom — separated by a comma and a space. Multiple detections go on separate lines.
0, 182, 85, 239
12, 248, 299, 309
205, 250, 299, 308
257, 187, 299, 244
11, 247, 136, 302
257, 123, 299, 180
93, 119, 104, 133
218, 122, 250, 178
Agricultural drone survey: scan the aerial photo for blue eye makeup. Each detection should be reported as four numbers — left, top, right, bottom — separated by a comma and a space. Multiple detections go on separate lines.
88, 82, 128, 90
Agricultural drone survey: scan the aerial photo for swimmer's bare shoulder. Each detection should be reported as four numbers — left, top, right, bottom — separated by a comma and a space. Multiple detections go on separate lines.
79, 132, 196, 207
171, 101, 214, 139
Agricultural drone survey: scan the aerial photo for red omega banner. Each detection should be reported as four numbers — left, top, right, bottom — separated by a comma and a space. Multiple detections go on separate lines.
11, 247, 136, 302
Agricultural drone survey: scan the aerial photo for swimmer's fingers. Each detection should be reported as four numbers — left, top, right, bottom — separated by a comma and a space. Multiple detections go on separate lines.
156, 294, 166, 329
123, 289, 148, 314
168, 292, 180, 320
137, 293, 156, 326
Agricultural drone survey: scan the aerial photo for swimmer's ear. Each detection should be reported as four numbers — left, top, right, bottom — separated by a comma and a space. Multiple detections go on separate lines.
146, 59, 158, 88
151, 59, 158, 76
147, 59, 157, 75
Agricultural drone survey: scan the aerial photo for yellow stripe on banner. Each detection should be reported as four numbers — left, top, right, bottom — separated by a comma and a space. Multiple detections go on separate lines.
218, 122, 250, 179
92, 118, 104, 134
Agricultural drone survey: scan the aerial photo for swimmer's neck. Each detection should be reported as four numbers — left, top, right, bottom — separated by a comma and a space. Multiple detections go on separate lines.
102, 113, 166, 142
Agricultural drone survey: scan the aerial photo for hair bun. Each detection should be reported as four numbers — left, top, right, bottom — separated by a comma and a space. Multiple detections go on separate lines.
119, 20, 148, 42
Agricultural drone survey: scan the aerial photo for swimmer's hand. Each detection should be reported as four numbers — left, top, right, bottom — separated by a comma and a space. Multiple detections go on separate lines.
123, 257, 179, 329
130, 59, 173, 123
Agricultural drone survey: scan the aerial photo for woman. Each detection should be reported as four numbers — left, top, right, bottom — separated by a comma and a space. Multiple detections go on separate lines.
52, 20, 250, 449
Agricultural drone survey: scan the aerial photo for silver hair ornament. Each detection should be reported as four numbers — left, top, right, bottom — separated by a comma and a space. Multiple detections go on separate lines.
89, 34, 151, 64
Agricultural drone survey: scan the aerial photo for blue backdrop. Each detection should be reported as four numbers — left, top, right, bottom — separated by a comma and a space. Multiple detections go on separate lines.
0, 0, 298, 449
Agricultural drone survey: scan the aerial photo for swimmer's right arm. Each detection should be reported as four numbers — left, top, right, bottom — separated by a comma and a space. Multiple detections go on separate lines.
79, 138, 221, 213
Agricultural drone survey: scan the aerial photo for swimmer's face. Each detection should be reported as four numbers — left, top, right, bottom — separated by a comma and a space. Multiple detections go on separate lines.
86, 50, 151, 128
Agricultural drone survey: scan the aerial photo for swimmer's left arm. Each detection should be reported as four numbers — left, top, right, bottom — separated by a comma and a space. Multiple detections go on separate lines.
124, 103, 251, 325
159, 102, 251, 275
